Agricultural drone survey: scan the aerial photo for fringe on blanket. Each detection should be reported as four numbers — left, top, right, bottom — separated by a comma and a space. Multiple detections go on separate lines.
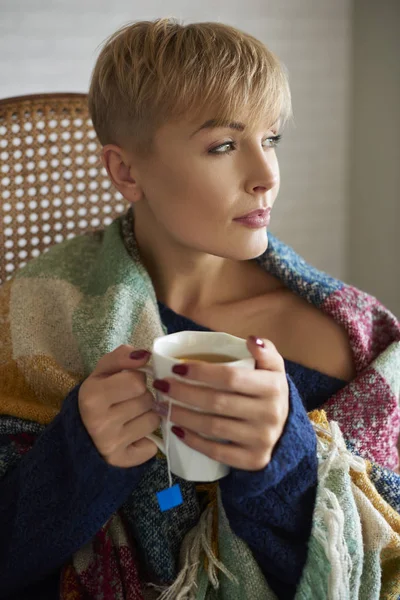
312, 420, 366, 600
145, 504, 238, 600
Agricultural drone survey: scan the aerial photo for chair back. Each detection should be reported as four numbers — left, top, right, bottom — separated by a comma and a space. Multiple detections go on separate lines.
0, 93, 127, 285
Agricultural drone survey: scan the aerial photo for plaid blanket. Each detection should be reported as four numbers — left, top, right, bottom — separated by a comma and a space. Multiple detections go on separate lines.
1, 207, 400, 599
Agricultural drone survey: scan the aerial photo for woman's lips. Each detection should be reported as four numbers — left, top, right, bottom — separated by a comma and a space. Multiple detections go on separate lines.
233, 208, 271, 229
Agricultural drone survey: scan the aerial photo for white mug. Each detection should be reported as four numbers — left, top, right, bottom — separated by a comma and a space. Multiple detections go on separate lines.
139, 331, 255, 482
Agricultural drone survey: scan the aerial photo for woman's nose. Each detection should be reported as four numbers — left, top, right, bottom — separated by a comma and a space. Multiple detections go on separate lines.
246, 159, 279, 194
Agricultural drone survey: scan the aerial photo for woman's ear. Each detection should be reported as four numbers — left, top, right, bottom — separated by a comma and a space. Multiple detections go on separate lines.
101, 144, 144, 203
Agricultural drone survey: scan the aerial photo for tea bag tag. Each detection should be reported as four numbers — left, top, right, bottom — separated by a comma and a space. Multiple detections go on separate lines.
156, 484, 183, 511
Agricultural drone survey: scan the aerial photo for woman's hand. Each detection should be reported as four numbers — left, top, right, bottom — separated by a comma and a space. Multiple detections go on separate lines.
152, 336, 289, 471
79, 345, 161, 468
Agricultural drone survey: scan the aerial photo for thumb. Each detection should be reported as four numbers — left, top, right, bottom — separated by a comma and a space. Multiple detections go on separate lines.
246, 336, 284, 372
94, 345, 152, 377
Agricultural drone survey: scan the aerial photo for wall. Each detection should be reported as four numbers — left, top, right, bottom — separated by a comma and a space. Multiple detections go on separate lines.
1, 0, 353, 282
350, 0, 400, 315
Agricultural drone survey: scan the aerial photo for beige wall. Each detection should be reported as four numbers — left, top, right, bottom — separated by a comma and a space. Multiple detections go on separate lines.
349, 0, 400, 316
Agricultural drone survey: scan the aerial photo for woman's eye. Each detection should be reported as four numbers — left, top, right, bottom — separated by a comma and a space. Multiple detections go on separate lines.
209, 142, 236, 155
263, 134, 282, 148
209, 134, 282, 156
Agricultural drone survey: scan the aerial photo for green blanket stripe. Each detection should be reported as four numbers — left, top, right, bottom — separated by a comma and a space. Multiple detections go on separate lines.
296, 465, 363, 599
373, 342, 400, 399
14, 230, 104, 288
194, 490, 276, 600
71, 219, 165, 375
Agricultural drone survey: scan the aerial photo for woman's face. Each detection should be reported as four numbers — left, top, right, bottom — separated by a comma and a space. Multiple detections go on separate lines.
130, 112, 281, 261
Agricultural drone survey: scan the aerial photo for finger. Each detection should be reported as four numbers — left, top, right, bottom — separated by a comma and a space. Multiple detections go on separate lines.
102, 370, 148, 406
156, 380, 263, 417
79, 372, 144, 415
109, 391, 155, 422
120, 410, 161, 447
169, 407, 272, 447
93, 344, 152, 377
246, 336, 285, 372
113, 437, 159, 468
88, 371, 146, 410
163, 365, 275, 398
124, 438, 158, 467
178, 429, 270, 471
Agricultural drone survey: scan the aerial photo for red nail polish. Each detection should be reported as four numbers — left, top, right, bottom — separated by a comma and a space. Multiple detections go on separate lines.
249, 336, 265, 348
153, 379, 170, 394
130, 350, 151, 360
172, 364, 189, 376
171, 426, 185, 439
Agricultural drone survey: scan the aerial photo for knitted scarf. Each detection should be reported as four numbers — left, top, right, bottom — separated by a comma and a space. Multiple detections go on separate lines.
1, 207, 400, 599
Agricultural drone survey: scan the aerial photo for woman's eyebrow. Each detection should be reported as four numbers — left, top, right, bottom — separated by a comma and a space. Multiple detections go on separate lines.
190, 119, 246, 137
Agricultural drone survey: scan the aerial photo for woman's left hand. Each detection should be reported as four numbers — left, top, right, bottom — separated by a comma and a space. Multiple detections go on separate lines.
152, 336, 289, 471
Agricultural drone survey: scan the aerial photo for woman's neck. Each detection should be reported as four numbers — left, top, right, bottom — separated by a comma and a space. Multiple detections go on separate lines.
134, 215, 283, 316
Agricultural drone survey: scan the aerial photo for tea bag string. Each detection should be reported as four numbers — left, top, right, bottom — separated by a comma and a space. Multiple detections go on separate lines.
165, 395, 173, 488
138, 364, 174, 488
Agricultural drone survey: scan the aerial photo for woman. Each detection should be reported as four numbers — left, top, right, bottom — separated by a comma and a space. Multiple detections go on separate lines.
0, 18, 399, 600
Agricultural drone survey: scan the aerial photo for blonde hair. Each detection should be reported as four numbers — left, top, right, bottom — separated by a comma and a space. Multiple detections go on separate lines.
88, 18, 292, 156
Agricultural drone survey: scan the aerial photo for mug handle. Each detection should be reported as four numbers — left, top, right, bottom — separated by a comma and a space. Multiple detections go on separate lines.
145, 433, 166, 454
137, 366, 167, 455
136, 365, 154, 377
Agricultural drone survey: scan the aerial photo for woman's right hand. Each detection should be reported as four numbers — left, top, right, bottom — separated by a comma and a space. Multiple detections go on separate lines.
78, 345, 160, 468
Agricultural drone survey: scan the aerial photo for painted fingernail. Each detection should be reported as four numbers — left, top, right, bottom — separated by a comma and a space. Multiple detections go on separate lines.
172, 364, 189, 376
130, 350, 151, 360
249, 336, 265, 348
153, 379, 170, 394
171, 426, 185, 439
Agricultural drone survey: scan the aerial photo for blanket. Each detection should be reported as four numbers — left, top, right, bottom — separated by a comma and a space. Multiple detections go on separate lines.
1, 207, 400, 599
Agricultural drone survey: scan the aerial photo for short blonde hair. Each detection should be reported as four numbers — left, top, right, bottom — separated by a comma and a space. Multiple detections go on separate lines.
88, 18, 292, 156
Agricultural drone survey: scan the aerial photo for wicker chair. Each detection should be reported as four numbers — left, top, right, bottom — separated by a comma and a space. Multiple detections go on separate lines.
0, 93, 128, 285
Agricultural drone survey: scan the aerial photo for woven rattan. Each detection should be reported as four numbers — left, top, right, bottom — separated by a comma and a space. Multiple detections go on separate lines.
0, 93, 128, 285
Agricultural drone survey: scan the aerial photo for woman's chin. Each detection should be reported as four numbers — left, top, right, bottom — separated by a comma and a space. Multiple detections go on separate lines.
228, 232, 269, 261
246, 231, 269, 257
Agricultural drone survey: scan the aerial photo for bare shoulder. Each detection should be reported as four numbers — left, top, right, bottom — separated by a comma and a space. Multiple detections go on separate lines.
279, 293, 357, 382
193, 281, 357, 382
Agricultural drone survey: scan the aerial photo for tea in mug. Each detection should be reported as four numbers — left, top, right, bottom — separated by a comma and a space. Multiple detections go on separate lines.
175, 353, 238, 363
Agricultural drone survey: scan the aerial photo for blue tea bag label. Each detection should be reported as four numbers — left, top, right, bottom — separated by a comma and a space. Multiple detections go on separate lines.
156, 484, 183, 512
